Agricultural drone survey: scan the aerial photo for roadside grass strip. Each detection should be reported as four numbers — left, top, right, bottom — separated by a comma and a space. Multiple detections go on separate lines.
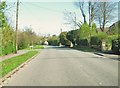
73, 46, 97, 52
24, 45, 44, 50
33, 45, 44, 49
0, 51, 38, 78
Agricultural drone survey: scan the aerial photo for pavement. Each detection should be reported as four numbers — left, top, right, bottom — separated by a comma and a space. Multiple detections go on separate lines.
2, 46, 118, 86
94, 52, 119, 61
0, 50, 29, 62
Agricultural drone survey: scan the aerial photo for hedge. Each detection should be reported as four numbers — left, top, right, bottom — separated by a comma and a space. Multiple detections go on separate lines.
90, 36, 102, 50
105, 35, 118, 50
48, 39, 59, 46
76, 38, 89, 46
112, 38, 120, 54
2, 42, 16, 55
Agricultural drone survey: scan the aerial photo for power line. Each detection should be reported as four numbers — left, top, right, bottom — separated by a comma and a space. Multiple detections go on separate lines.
21, 2, 63, 14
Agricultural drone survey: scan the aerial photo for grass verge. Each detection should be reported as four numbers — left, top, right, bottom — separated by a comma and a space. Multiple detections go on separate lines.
0, 51, 38, 78
24, 45, 44, 50
72, 46, 99, 52
33, 45, 44, 49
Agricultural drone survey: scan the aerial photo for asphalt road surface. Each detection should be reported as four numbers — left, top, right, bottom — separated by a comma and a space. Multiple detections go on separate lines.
4, 46, 118, 86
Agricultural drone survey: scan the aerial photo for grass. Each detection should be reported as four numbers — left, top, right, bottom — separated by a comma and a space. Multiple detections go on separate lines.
24, 45, 44, 50
0, 51, 38, 78
72, 46, 99, 52
33, 45, 44, 49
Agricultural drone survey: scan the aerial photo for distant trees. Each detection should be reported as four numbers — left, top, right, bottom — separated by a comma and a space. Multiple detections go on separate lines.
18, 27, 41, 50
58, 22, 97, 47
59, 32, 71, 46
66, 29, 79, 45
47, 35, 59, 46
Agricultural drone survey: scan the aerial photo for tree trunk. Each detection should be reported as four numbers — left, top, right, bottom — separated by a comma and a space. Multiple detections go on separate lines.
83, 15, 87, 23
89, 2, 91, 27
91, 4, 94, 26
102, 2, 106, 32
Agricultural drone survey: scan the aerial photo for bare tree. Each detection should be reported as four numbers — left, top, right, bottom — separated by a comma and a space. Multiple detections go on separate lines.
88, 1, 95, 27
74, 1, 87, 23
94, 2, 117, 32
63, 10, 82, 29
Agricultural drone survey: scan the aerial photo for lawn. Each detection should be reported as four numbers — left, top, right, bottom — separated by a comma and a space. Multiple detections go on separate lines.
0, 51, 38, 78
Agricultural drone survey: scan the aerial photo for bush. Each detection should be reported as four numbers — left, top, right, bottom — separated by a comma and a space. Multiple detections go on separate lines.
97, 32, 108, 41
59, 32, 71, 47
90, 32, 108, 50
64, 39, 71, 47
105, 35, 118, 50
2, 42, 15, 55
76, 38, 88, 46
48, 40, 59, 46
90, 36, 102, 50
90, 36, 101, 46
2, 24, 15, 55
48, 39, 59, 46
66, 29, 79, 45
112, 38, 120, 54
18, 40, 28, 50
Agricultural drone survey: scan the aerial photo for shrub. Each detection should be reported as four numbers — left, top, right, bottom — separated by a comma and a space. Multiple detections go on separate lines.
59, 32, 71, 46
48, 39, 59, 46
18, 41, 28, 50
90, 36, 102, 50
66, 29, 79, 45
112, 38, 120, 54
2, 24, 15, 55
105, 35, 118, 50
90, 32, 108, 50
76, 38, 88, 46
64, 39, 71, 47
2, 42, 15, 55
97, 32, 108, 41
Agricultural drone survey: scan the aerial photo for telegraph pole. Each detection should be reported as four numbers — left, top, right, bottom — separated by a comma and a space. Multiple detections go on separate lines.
15, 0, 19, 53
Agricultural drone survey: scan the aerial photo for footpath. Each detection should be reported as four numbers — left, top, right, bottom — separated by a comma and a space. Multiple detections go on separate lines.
0, 50, 29, 62
94, 52, 119, 61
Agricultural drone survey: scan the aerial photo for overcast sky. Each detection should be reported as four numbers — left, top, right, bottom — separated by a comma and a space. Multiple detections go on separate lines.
3, 0, 119, 36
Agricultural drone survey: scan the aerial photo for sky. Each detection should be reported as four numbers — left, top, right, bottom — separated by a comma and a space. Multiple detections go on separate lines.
18, 2, 80, 35
2, 0, 119, 36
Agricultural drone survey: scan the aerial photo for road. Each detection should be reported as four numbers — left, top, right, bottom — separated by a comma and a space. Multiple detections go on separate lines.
4, 46, 118, 86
